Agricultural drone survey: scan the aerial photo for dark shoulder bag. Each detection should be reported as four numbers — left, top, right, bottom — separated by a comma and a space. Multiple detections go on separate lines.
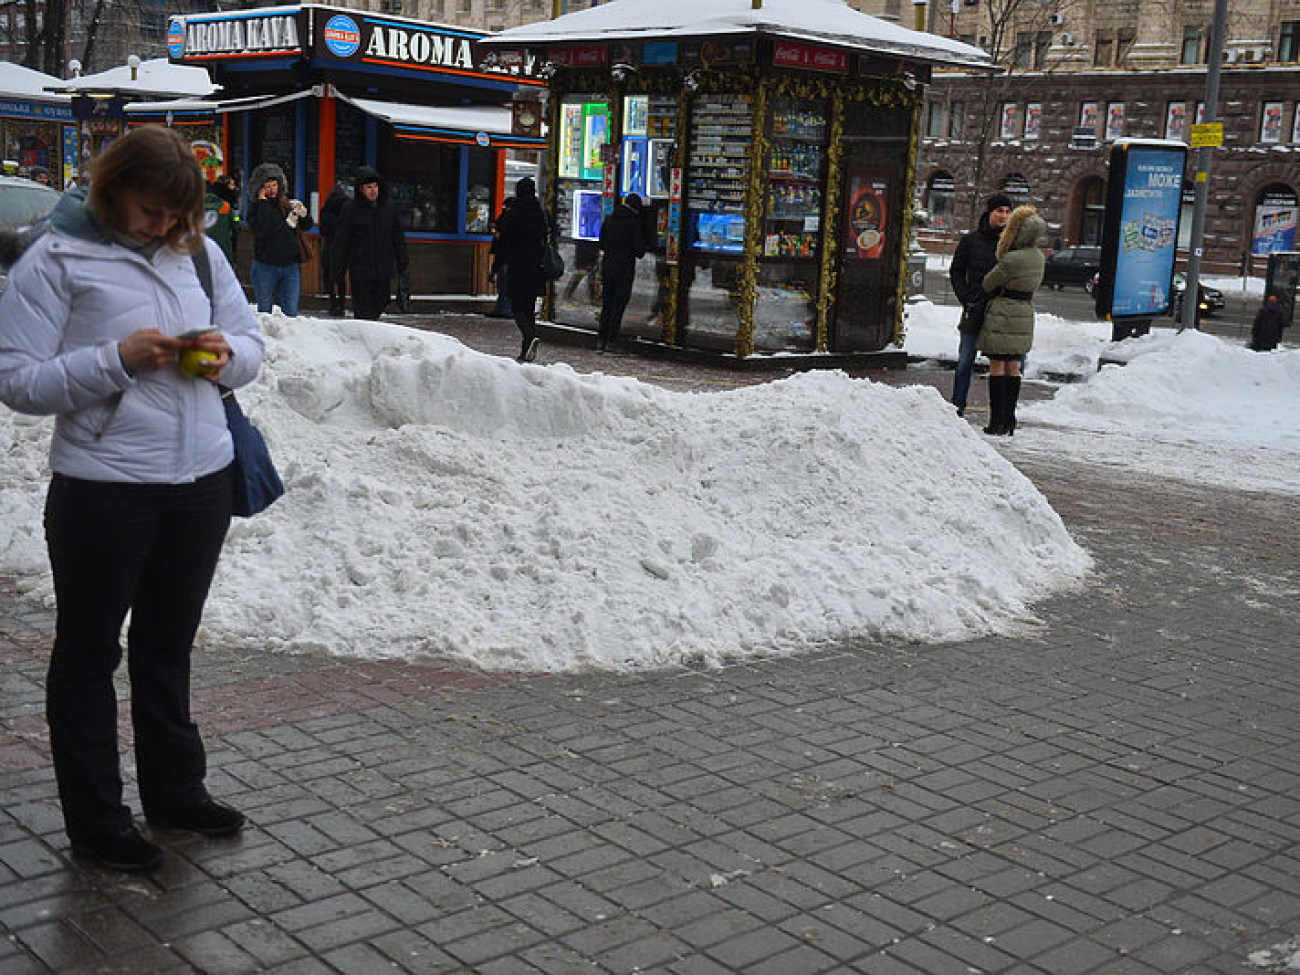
192, 247, 285, 517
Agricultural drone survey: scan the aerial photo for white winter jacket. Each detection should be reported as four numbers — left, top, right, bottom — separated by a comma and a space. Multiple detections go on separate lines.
0, 192, 264, 484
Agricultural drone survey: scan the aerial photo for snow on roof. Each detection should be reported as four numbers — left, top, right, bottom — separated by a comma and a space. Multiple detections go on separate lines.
0, 62, 71, 102
45, 57, 218, 98
483, 0, 990, 69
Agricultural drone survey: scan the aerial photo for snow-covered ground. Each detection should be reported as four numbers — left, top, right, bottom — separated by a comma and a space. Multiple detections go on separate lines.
902, 296, 1300, 495
2, 303, 1297, 672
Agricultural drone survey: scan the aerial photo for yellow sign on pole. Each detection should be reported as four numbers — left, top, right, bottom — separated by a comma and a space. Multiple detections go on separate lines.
1190, 122, 1224, 148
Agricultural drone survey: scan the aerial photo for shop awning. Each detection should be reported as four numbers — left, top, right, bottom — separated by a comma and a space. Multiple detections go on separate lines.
126, 89, 318, 118
336, 93, 545, 149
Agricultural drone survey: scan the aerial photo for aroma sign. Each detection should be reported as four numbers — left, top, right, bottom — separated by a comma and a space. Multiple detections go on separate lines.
365, 26, 475, 70
180, 15, 302, 57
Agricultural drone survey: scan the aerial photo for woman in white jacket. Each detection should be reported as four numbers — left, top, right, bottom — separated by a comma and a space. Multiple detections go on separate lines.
0, 126, 264, 872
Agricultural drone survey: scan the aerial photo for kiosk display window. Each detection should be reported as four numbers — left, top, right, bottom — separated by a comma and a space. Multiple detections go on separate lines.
684, 94, 752, 342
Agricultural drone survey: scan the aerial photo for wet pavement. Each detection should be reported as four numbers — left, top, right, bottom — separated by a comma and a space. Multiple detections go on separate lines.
2, 313, 1296, 974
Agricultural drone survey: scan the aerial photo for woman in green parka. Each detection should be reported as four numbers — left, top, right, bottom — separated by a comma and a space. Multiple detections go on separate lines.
978, 204, 1047, 435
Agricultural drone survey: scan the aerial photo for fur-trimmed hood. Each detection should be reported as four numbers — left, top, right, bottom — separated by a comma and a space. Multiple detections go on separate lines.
250, 161, 287, 196
996, 205, 1046, 259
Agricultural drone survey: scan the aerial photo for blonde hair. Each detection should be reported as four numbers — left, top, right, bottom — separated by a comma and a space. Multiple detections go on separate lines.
89, 125, 206, 253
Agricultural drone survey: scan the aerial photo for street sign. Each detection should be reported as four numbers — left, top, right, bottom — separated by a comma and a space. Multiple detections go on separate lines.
1190, 122, 1223, 148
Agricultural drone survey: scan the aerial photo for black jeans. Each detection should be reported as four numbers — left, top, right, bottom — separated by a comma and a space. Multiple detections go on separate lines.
508, 285, 541, 355
352, 278, 391, 321
43, 468, 233, 841
598, 273, 634, 347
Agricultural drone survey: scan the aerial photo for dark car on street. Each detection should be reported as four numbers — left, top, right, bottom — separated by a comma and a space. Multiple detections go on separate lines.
1043, 245, 1102, 291
1169, 271, 1225, 318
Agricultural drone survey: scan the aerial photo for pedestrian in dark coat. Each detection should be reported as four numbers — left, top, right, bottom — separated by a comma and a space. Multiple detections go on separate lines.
334, 167, 409, 321
248, 161, 312, 316
1249, 292, 1287, 351
948, 193, 1012, 415
597, 194, 647, 352
978, 204, 1046, 436
494, 177, 549, 363
319, 182, 350, 316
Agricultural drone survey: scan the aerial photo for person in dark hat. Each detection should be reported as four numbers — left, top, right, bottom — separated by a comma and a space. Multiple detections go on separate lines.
29, 165, 52, 186
334, 167, 408, 321
596, 193, 647, 353
948, 192, 1013, 416
493, 176, 550, 362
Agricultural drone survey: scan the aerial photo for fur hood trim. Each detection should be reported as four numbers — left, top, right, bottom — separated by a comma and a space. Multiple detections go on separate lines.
997, 205, 1046, 259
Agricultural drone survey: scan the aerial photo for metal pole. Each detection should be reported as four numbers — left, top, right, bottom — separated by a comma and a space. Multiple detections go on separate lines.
1182, 0, 1228, 331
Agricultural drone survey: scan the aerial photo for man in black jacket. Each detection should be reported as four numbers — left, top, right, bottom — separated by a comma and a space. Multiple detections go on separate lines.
334, 167, 409, 321
597, 194, 647, 353
495, 177, 549, 362
949, 193, 1011, 416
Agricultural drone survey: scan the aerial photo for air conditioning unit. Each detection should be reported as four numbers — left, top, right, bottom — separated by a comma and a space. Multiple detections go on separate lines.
1048, 12, 1064, 26
1061, 32, 1075, 46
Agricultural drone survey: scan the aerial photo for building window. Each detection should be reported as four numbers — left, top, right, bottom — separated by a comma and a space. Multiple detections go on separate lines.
948, 101, 964, 139
1280, 22, 1300, 62
1262, 102, 1285, 143
1093, 34, 1113, 67
925, 101, 946, 138
1166, 101, 1188, 141
925, 171, 956, 232
1106, 103, 1125, 140
1001, 173, 1030, 207
1000, 103, 1022, 140
1181, 26, 1204, 65
379, 0, 402, 12
1014, 32, 1033, 69
1116, 29, 1135, 65
457, 0, 471, 12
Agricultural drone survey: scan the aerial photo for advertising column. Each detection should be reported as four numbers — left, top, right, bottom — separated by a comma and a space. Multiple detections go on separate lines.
1094, 139, 1187, 324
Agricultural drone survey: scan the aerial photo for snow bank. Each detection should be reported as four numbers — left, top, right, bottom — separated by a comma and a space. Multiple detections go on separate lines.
0, 314, 1090, 672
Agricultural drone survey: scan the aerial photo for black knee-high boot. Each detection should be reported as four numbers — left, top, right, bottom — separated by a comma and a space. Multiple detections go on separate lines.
1005, 376, 1021, 435
983, 376, 1006, 435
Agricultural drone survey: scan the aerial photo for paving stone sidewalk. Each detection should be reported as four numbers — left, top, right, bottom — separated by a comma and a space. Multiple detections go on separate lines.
2, 323, 1297, 974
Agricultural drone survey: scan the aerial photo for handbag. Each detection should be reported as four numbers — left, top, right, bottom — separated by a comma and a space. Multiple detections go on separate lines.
296, 228, 312, 264
541, 236, 565, 282
221, 387, 285, 517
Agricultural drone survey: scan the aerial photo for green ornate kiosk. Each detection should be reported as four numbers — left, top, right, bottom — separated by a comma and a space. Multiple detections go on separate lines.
483, 0, 986, 357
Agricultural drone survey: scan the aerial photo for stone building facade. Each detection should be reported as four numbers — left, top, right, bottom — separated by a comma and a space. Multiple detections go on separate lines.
910, 0, 1300, 272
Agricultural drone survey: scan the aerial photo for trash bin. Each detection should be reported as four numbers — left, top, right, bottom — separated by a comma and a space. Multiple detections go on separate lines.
905, 244, 926, 299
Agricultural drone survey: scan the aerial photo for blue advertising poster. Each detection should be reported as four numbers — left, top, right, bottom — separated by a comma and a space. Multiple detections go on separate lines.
1111, 144, 1184, 317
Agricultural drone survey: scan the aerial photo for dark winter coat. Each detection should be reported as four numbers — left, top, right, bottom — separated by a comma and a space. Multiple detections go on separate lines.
334, 170, 408, 284
598, 202, 646, 280
978, 207, 1047, 357
1250, 299, 1287, 351
495, 193, 550, 295
949, 212, 1002, 334
248, 162, 313, 267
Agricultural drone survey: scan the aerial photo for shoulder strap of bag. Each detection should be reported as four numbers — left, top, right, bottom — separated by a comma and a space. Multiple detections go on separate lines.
191, 245, 214, 318
190, 244, 233, 401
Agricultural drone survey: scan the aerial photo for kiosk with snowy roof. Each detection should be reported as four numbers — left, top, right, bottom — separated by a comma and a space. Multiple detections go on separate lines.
483, 0, 988, 356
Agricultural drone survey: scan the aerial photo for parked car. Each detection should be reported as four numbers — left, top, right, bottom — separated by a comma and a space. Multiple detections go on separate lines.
1169, 272, 1225, 318
1043, 245, 1102, 291
0, 175, 61, 291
